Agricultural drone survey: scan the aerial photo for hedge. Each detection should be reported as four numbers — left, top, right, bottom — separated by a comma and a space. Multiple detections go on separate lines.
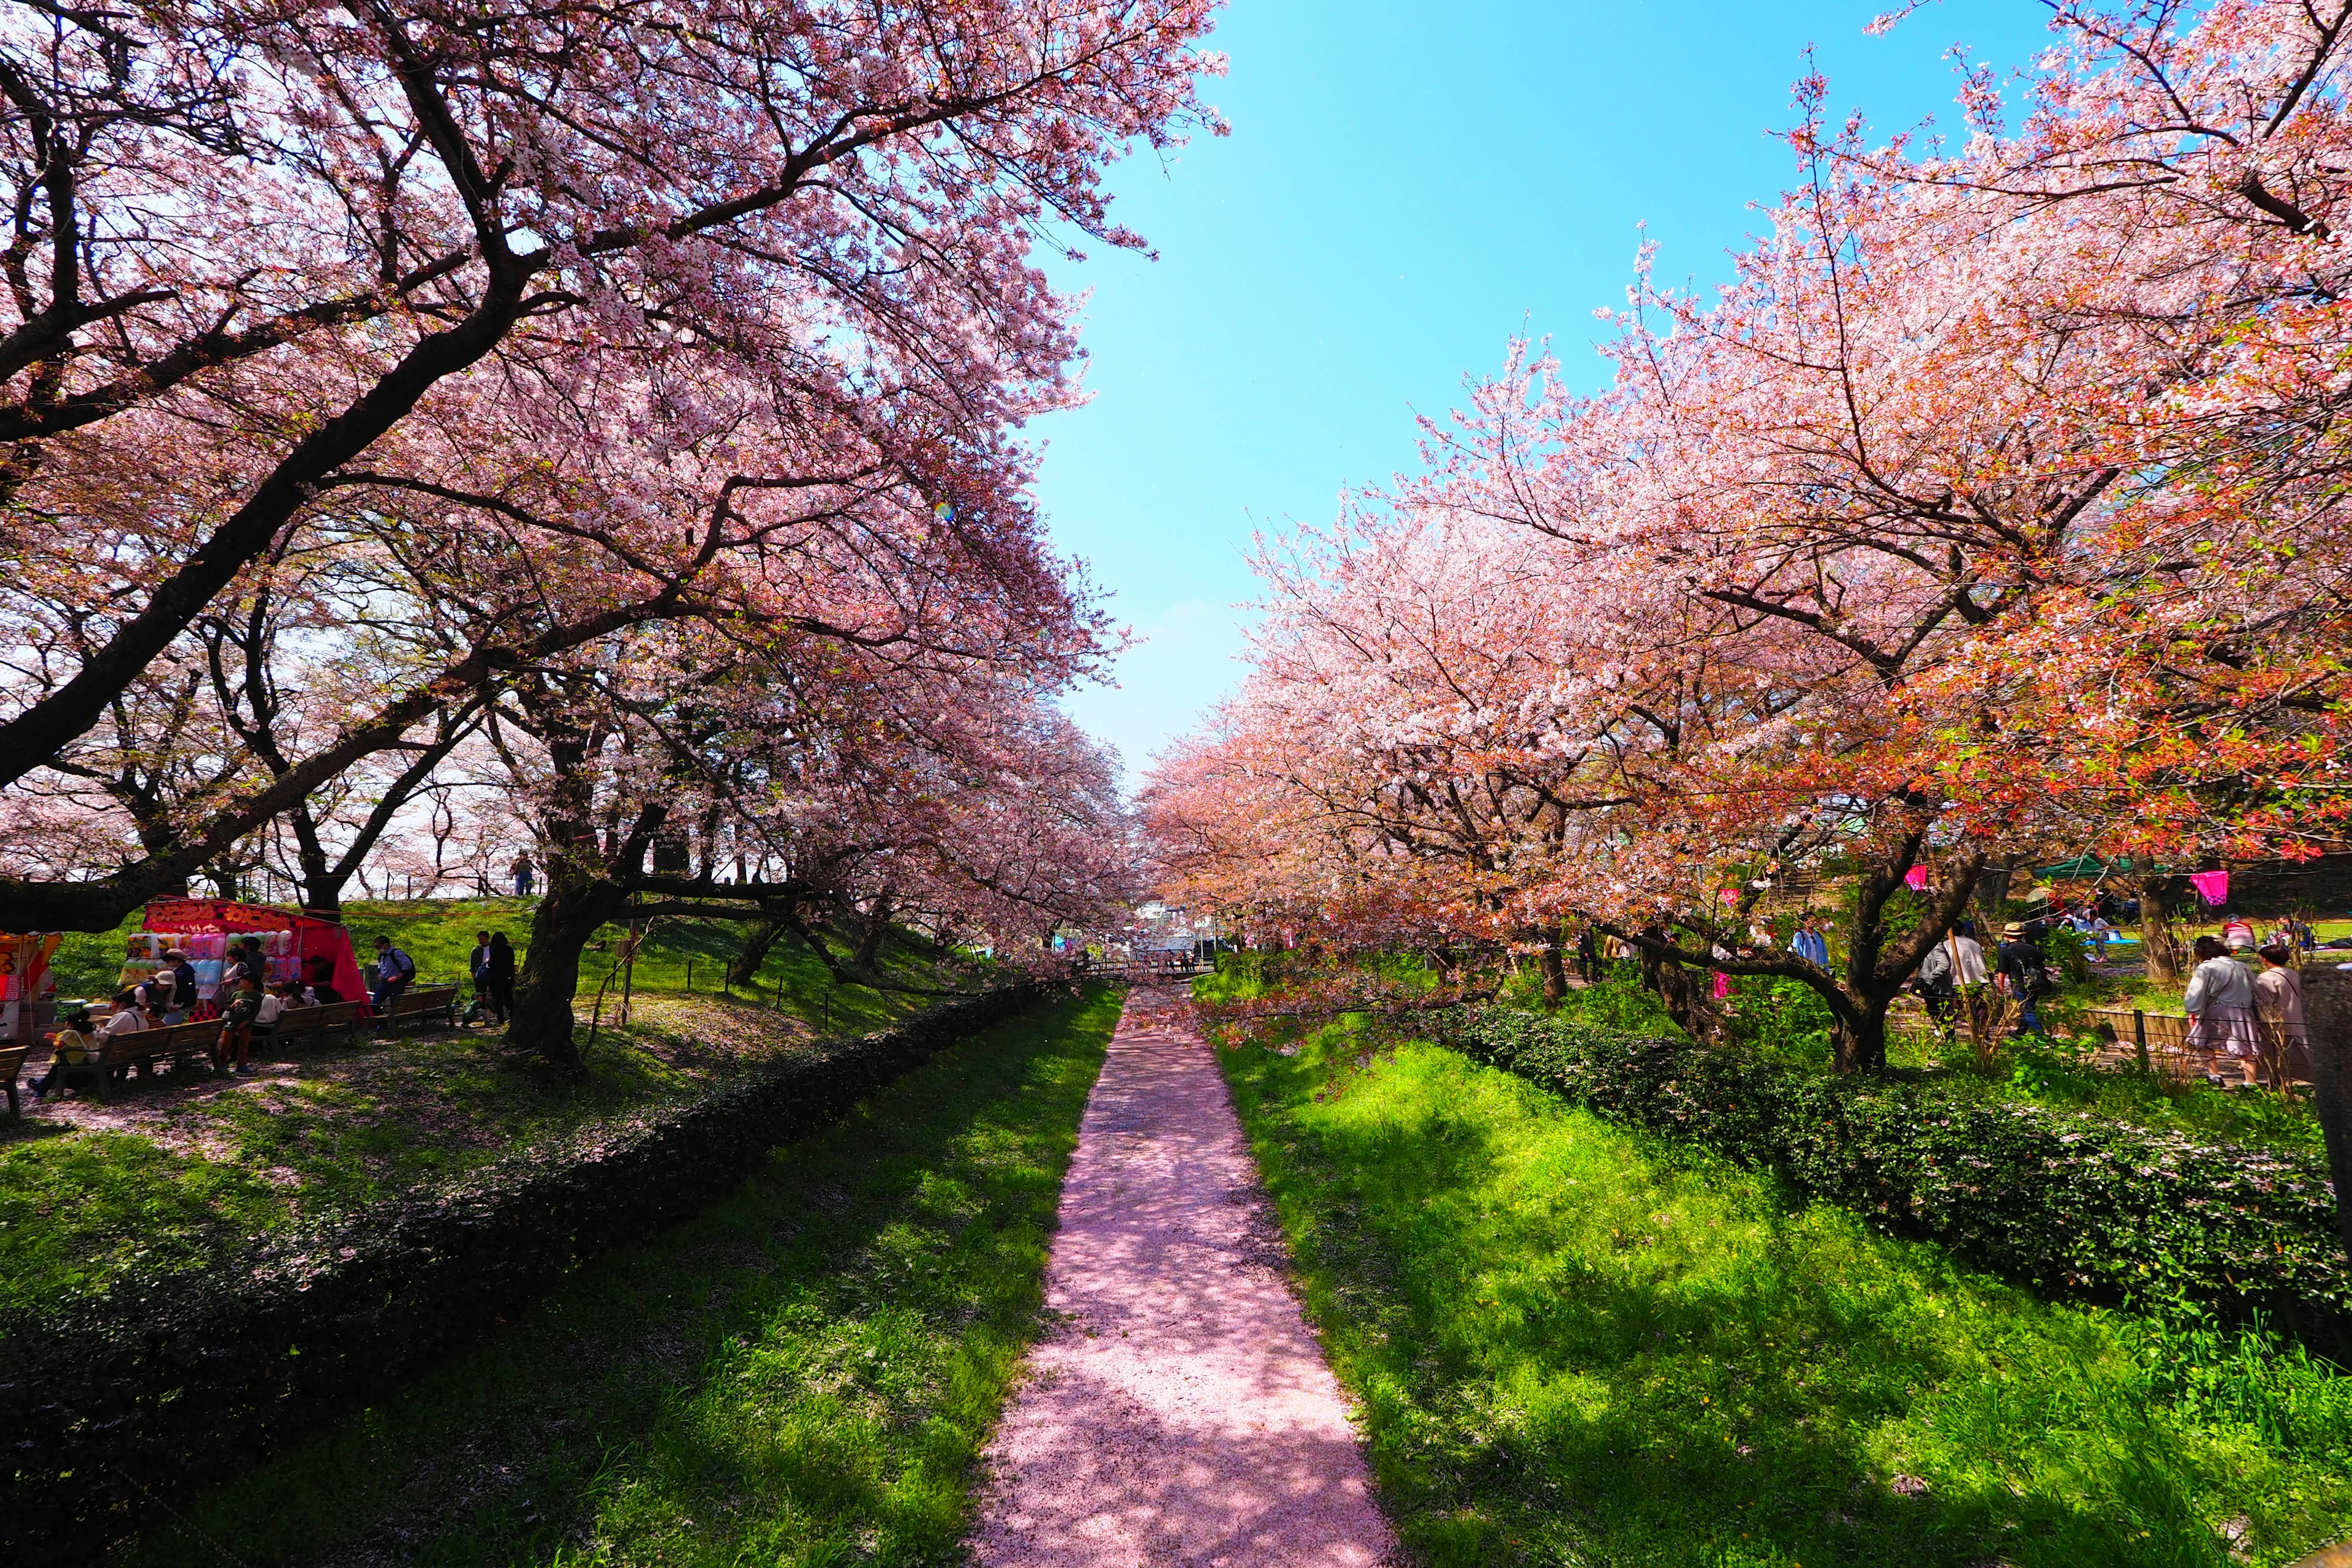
1446, 1005, 2351, 1340
0, 981, 1049, 1564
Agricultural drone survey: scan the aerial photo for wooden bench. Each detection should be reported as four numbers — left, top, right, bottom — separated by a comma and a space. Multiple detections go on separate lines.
263, 998, 368, 1049
2085, 1005, 2198, 1074
377, 984, 459, 1033
0, 1044, 24, 1115
58, 1020, 221, 1099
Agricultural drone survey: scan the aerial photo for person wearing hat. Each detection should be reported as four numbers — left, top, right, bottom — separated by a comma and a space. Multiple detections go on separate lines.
1996, 921, 2052, 1038
28, 1006, 100, 1101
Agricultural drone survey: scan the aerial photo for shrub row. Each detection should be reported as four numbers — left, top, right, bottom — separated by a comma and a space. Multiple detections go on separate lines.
0, 982, 1049, 1564
1446, 1005, 2350, 1338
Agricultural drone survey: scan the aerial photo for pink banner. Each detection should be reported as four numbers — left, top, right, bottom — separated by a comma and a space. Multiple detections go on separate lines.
2188, 870, 2230, 908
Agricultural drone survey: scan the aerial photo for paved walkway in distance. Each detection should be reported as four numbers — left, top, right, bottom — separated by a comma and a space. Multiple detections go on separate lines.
969, 988, 1398, 1568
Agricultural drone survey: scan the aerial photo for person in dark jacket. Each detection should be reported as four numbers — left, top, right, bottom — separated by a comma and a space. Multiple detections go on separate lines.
216, 973, 265, 1074
485, 932, 517, 1024
161, 948, 197, 1024
1996, 921, 2051, 1038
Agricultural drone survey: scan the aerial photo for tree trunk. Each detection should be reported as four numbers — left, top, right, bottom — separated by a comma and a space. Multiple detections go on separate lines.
2138, 875, 2190, 986
1973, 865, 2015, 928
2297, 967, 2352, 1275
1637, 930, 1728, 1043
507, 878, 622, 1065
1829, 995, 1890, 1074
727, 916, 786, 988
1539, 932, 1568, 1008
853, 891, 893, 971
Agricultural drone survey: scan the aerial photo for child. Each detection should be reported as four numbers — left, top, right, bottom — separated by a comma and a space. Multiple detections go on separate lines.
28, 1008, 100, 1101
216, 973, 265, 1075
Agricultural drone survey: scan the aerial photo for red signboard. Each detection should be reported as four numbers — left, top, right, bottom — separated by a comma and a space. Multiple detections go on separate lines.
141, 897, 302, 934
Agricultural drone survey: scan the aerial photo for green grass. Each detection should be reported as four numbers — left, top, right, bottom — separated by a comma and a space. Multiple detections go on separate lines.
1218, 1016, 2352, 1568
49, 899, 962, 1037
123, 984, 1120, 1568
5, 899, 983, 1314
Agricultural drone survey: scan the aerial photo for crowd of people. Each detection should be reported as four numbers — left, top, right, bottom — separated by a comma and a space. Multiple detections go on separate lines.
1565, 891, 2326, 1094
24, 925, 524, 1103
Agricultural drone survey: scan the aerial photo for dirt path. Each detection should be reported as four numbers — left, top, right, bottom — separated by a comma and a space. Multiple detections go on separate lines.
969, 988, 1398, 1568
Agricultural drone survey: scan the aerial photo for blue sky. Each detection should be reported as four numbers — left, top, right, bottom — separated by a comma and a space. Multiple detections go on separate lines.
1036, 0, 2056, 790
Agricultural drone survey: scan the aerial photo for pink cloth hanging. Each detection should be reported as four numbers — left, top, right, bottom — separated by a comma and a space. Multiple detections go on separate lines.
2188, 870, 2230, 908
1904, 866, 1931, 891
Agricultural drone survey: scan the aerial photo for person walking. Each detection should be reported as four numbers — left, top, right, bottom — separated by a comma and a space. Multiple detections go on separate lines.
2253, 943, 2309, 1092
486, 932, 517, 1025
1996, 922, 2052, 1038
370, 935, 417, 1013
2185, 935, 2260, 1085
1940, 919, 1996, 1060
511, 853, 534, 898
1914, 940, 1958, 1036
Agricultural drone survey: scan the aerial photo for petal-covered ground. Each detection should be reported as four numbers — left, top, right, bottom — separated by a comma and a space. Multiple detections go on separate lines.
971, 987, 1398, 1567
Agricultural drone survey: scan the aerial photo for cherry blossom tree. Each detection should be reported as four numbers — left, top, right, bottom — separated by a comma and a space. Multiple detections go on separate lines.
0, 0, 1224, 929
1153, 0, 2352, 1069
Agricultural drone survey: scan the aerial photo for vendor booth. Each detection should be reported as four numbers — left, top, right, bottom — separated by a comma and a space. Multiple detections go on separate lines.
128, 898, 366, 1016
1, 932, 59, 1047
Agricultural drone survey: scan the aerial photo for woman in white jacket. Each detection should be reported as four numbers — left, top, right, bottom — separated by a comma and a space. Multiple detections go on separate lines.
2184, 935, 2260, 1083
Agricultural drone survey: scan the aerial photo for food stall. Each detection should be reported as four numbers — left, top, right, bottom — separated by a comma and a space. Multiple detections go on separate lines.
130, 897, 366, 1014
0, 932, 59, 1047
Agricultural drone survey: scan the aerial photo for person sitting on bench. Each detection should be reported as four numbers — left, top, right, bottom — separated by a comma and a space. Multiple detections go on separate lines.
28, 1007, 100, 1102
370, 936, 415, 1012
94, 989, 153, 1088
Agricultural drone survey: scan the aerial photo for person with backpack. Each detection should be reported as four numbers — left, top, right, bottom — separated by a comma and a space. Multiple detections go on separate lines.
1996, 922, 2052, 1038
371, 935, 417, 1013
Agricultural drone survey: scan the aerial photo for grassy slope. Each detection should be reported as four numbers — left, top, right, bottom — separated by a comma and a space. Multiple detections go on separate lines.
123, 984, 1120, 1568
48, 897, 948, 1036
1219, 1019, 2352, 1568
4, 901, 976, 1313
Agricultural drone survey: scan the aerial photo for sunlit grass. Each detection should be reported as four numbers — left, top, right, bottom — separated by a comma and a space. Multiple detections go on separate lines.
1219, 1019, 2352, 1567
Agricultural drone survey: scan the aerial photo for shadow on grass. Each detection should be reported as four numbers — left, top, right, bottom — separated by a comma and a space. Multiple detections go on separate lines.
119, 986, 1122, 1568
1226, 1031, 2344, 1568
